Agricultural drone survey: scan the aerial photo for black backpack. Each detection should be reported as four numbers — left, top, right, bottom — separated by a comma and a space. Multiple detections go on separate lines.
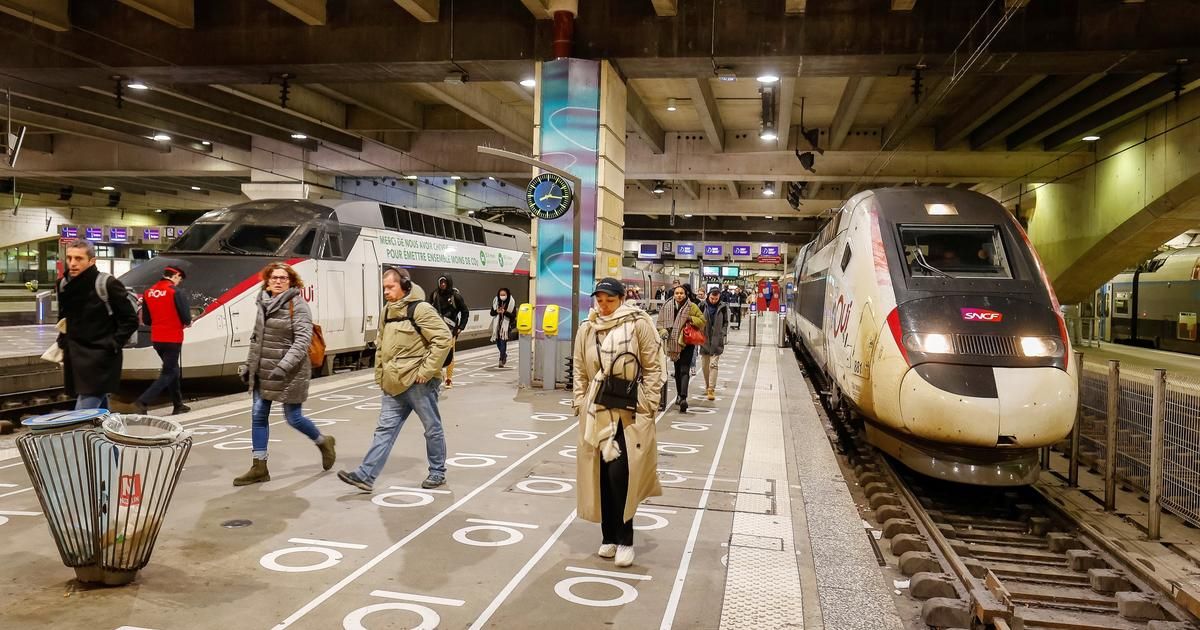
385, 302, 453, 368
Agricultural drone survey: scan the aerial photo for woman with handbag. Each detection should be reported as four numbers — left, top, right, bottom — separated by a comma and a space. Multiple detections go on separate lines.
233, 262, 336, 486
573, 277, 665, 568
656, 284, 706, 413
489, 287, 517, 368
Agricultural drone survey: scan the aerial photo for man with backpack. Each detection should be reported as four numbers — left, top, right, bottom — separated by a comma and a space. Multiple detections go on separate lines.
56, 239, 140, 410
429, 274, 469, 388
133, 265, 192, 415
338, 267, 452, 492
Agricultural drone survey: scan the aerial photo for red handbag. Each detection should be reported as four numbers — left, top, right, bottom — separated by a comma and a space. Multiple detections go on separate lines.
682, 323, 706, 346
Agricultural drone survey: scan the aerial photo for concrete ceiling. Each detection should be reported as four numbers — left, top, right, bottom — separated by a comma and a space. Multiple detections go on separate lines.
0, 0, 1197, 245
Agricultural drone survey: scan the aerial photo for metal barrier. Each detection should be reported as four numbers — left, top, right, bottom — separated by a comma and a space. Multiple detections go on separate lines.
1067, 356, 1200, 539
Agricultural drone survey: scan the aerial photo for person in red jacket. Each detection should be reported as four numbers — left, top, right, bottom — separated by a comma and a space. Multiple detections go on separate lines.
134, 265, 192, 415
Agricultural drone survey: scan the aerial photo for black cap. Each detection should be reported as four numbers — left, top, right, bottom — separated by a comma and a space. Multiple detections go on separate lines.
708, 287, 721, 295
591, 277, 625, 297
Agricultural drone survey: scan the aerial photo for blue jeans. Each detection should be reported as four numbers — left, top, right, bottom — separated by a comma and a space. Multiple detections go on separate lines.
75, 394, 109, 410
496, 338, 508, 363
355, 379, 446, 484
251, 389, 322, 460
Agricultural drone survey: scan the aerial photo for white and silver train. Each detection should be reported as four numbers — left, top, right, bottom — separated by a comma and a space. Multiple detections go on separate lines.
116, 199, 673, 380
786, 188, 1078, 485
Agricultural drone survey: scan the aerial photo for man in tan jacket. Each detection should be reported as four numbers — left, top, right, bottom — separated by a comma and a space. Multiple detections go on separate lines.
338, 267, 452, 492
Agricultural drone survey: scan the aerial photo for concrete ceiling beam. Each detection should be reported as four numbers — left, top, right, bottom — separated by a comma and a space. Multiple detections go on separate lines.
84, 85, 319, 150
686, 77, 725, 152
785, 0, 807, 14
628, 146, 1090, 183
394, 0, 439, 23
968, 74, 1104, 149
10, 96, 214, 148
519, 0, 551, 19
3, 130, 52, 154
891, 0, 916, 10
117, 0, 194, 28
0, 0, 68, 31
934, 75, 1044, 149
5, 109, 168, 152
624, 192, 840, 217
1006, 73, 1163, 150
624, 214, 820, 233
407, 82, 532, 148
650, 0, 677, 17
676, 179, 699, 200
725, 181, 739, 200
1043, 66, 1200, 150
171, 85, 364, 151
626, 84, 666, 154
881, 76, 950, 150
776, 78, 796, 151
267, 0, 326, 25
308, 83, 423, 131
828, 76, 874, 151
500, 81, 534, 104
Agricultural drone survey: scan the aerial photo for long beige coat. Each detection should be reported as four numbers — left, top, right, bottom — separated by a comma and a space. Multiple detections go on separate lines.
573, 305, 665, 523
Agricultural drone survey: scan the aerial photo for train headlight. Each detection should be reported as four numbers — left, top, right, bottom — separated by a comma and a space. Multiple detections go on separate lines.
903, 333, 954, 354
1019, 336, 1062, 357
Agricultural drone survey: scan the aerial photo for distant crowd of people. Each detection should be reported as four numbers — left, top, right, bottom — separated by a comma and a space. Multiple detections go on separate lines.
53, 237, 736, 568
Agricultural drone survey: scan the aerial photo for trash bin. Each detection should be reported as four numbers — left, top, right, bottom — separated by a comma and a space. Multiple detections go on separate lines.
17, 410, 192, 586
17, 410, 108, 580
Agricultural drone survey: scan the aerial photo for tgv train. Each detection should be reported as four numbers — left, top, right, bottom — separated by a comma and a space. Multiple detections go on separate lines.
116, 199, 535, 379
1108, 246, 1200, 354
786, 188, 1077, 485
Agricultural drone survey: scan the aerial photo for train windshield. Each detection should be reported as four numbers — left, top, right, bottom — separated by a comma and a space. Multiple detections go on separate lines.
170, 223, 224, 252
168, 223, 298, 255
899, 225, 1013, 279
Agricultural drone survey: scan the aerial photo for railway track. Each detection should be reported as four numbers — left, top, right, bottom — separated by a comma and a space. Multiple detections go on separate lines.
795, 349, 1199, 629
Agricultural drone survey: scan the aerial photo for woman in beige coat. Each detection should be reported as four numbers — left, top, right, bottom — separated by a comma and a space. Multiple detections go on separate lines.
573, 277, 665, 568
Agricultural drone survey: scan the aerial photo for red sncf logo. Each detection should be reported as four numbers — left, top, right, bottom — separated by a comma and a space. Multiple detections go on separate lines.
961, 308, 1003, 322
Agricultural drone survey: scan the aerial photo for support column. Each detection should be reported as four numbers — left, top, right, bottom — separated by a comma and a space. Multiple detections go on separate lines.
596, 61, 628, 282
240, 137, 334, 200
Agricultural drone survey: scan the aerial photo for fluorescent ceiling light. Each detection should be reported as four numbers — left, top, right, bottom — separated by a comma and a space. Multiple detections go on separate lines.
765, 215, 773, 219
405, 175, 418, 180
200, 140, 212, 146
520, 78, 536, 88
127, 82, 149, 90
190, 186, 202, 191
100, 186, 115, 191
151, 133, 171, 142
450, 175, 462, 180
756, 74, 780, 84
1082, 135, 1100, 142
290, 133, 308, 140
684, 214, 693, 218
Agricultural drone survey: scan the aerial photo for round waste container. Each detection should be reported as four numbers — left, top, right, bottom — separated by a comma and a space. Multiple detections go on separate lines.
17, 411, 192, 585
16, 409, 108, 582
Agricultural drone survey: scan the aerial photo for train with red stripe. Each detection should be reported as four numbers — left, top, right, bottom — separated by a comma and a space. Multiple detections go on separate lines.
116, 199, 533, 379
785, 188, 1078, 485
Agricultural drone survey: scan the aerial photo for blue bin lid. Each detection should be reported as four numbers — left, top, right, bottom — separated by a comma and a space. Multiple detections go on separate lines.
22, 409, 108, 430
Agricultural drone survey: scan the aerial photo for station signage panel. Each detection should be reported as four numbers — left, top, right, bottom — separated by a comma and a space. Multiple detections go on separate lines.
732, 245, 751, 257
143, 228, 161, 241
637, 243, 658, 259
760, 245, 780, 257
701, 265, 720, 276
59, 226, 78, 240
676, 243, 696, 258
703, 244, 723, 257
108, 227, 128, 242
84, 227, 103, 241
721, 266, 740, 277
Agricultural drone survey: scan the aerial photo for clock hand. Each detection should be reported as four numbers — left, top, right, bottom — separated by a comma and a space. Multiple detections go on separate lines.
539, 193, 563, 201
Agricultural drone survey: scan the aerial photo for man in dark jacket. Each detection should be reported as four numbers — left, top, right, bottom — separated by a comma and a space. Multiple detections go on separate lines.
57, 239, 140, 410
134, 265, 192, 415
429, 275, 469, 388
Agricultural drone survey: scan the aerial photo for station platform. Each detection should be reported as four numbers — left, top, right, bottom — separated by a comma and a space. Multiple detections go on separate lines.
1080, 341, 1200, 379
0, 324, 57, 361
0, 320, 905, 630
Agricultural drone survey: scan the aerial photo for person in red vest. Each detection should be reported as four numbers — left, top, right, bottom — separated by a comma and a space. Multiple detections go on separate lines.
134, 265, 192, 415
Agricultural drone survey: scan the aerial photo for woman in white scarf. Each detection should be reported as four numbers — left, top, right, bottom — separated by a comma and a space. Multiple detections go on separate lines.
573, 277, 665, 568
489, 288, 516, 368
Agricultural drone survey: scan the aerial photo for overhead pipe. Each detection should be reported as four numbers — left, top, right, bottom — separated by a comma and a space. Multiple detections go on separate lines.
549, 0, 578, 59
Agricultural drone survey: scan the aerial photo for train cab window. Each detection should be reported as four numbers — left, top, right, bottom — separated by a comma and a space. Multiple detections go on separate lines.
320, 232, 343, 259
294, 229, 317, 256
381, 205, 400, 230
169, 223, 225, 252
899, 225, 1012, 279
840, 244, 852, 271
470, 225, 485, 244
223, 225, 297, 255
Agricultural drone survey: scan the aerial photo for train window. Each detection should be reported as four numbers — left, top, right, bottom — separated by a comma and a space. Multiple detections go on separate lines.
294, 229, 317, 256
419, 214, 433, 235
169, 223, 225, 252
381, 205, 400, 230
469, 225, 484, 243
321, 233, 343, 259
223, 225, 297, 255
434, 219, 446, 238
392, 209, 409, 232
898, 225, 1013, 279
452, 221, 465, 241
840, 244, 852, 271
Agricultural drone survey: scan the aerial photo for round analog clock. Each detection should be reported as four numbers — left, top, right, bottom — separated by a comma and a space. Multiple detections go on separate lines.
525, 173, 574, 220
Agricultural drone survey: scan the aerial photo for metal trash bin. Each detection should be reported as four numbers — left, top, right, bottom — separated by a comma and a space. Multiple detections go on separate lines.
17, 410, 192, 585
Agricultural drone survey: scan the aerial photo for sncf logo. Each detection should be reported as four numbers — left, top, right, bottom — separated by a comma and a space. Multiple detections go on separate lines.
147, 289, 168, 298
961, 308, 1003, 322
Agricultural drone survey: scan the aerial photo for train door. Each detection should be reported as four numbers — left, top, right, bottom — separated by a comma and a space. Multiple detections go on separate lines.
317, 231, 346, 338
224, 291, 258, 374
361, 239, 381, 343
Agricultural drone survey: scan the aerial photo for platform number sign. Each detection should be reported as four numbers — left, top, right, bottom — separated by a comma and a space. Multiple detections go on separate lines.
525, 173, 574, 220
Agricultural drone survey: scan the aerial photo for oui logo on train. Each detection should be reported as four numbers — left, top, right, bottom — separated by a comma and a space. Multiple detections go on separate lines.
961, 307, 1003, 322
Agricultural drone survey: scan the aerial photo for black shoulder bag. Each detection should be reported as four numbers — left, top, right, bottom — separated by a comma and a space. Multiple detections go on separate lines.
593, 326, 642, 412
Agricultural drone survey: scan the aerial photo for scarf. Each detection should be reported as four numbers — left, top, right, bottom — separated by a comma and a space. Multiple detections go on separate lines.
656, 298, 693, 360
259, 287, 299, 315
490, 295, 515, 342
581, 303, 649, 462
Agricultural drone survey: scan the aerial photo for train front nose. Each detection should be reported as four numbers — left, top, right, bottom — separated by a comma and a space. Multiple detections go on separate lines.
899, 363, 1077, 448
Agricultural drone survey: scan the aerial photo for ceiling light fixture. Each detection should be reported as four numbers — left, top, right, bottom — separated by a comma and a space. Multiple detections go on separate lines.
765, 215, 773, 219
127, 82, 149, 90
756, 73, 780, 84
151, 133, 171, 142
759, 84, 778, 142
520, 78, 536, 88
684, 214, 694, 218
488, 176, 496, 181
652, 180, 666, 194
290, 133, 308, 140
201, 140, 212, 146
451, 175, 462, 180
762, 181, 776, 197
100, 185, 115, 191
190, 186, 202, 191
154, 208, 163, 213
715, 66, 736, 82
666, 97, 678, 112
1082, 135, 1101, 142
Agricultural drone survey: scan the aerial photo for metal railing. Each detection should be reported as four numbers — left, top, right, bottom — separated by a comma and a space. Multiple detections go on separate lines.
1065, 352, 1200, 538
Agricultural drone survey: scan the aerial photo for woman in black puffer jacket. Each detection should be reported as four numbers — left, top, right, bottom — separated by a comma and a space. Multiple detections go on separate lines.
233, 262, 336, 486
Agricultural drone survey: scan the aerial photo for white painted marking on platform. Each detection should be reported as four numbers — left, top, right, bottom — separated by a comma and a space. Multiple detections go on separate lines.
0, 487, 32, 499
0, 510, 41, 525
286, 537, 368, 550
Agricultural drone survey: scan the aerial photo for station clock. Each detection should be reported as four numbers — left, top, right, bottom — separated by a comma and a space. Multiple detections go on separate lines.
525, 173, 574, 220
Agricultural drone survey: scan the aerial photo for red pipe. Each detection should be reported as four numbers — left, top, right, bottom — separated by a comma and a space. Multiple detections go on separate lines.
552, 10, 574, 59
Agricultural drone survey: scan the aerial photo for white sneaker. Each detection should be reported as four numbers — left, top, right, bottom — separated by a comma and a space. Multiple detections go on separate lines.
614, 545, 635, 567
597, 543, 617, 558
